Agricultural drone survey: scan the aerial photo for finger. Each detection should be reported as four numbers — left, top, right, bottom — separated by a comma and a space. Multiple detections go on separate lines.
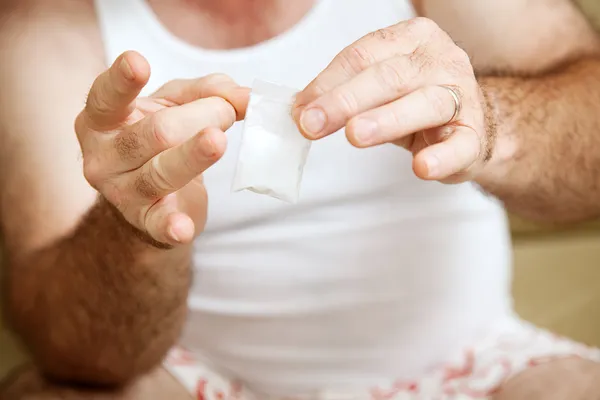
297, 56, 423, 139
85, 51, 150, 129
295, 18, 437, 108
144, 194, 195, 244
151, 73, 234, 100
126, 127, 226, 203
422, 125, 455, 147
413, 126, 481, 180
112, 96, 235, 171
346, 85, 458, 147
151, 74, 250, 119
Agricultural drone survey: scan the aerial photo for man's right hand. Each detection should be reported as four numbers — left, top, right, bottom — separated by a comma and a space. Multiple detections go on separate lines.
1, 8, 248, 383
76, 51, 249, 246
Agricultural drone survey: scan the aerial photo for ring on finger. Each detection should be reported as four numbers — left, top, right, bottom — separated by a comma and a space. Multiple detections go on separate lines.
439, 85, 462, 124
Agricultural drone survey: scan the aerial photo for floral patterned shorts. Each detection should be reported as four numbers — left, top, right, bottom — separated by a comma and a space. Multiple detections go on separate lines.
165, 317, 600, 400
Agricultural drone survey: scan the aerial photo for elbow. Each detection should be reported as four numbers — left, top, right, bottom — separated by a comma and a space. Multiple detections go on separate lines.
3, 254, 184, 387
32, 350, 152, 388
3, 268, 162, 387
5, 312, 164, 387
31, 334, 173, 388
5, 311, 164, 387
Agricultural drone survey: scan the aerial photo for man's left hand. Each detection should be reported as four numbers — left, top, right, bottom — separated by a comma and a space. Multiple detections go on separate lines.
294, 18, 495, 184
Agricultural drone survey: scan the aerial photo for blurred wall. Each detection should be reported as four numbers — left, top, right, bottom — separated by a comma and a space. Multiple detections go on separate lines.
580, 0, 600, 28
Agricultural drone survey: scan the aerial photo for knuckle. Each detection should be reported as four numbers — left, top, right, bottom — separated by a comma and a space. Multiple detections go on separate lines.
134, 168, 161, 200
450, 46, 473, 73
407, 17, 439, 35
83, 158, 103, 188
370, 26, 398, 41
338, 44, 374, 75
186, 137, 212, 173
114, 129, 142, 161
85, 91, 108, 117
376, 59, 406, 91
300, 82, 326, 105
451, 43, 469, 59
111, 79, 130, 98
89, 75, 125, 110
108, 63, 131, 95
149, 110, 176, 150
386, 107, 405, 132
408, 46, 435, 73
148, 157, 174, 193
86, 94, 114, 120
333, 89, 359, 117
184, 143, 202, 172
210, 97, 236, 127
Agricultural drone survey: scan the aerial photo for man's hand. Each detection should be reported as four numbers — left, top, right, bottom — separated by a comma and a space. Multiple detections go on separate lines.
294, 18, 493, 184
1, 44, 250, 383
77, 51, 249, 245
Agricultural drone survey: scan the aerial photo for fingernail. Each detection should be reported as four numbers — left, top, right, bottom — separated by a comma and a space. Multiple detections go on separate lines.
352, 119, 378, 145
425, 155, 440, 177
300, 107, 327, 137
120, 57, 135, 81
168, 225, 181, 243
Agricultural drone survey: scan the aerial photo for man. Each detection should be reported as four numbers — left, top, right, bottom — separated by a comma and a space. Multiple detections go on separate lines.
1, 0, 600, 399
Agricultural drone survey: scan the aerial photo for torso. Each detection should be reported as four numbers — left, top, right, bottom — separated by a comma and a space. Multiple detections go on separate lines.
94, 0, 513, 395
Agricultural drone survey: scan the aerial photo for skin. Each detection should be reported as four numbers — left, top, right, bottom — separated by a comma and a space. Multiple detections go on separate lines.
0, 0, 249, 388
492, 358, 600, 400
0, 366, 192, 400
294, 0, 600, 223
1, 0, 600, 398
149, 0, 316, 50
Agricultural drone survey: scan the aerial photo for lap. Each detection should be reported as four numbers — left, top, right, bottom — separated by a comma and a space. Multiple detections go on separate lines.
4, 318, 600, 400
164, 317, 600, 399
492, 357, 600, 400
4, 360, 599, 400
0, 365, 192, 400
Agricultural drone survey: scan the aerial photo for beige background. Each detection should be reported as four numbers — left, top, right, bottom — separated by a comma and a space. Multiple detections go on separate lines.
2, 0, 600, 381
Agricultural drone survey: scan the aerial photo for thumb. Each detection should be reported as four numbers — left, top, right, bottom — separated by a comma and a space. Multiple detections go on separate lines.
85, 51, 150, 129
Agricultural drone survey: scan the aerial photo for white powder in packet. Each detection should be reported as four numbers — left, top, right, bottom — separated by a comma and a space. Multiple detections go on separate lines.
232, 79, 312, 203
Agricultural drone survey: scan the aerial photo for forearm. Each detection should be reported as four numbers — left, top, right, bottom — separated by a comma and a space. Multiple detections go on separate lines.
4, 197, 192, 386
476, 56, 600, 223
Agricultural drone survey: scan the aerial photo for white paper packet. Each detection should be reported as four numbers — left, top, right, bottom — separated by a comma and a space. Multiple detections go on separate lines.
232, 79, 312, 203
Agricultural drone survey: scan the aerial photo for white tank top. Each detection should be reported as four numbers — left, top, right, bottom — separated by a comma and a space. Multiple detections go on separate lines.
95, 0, 513, 395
